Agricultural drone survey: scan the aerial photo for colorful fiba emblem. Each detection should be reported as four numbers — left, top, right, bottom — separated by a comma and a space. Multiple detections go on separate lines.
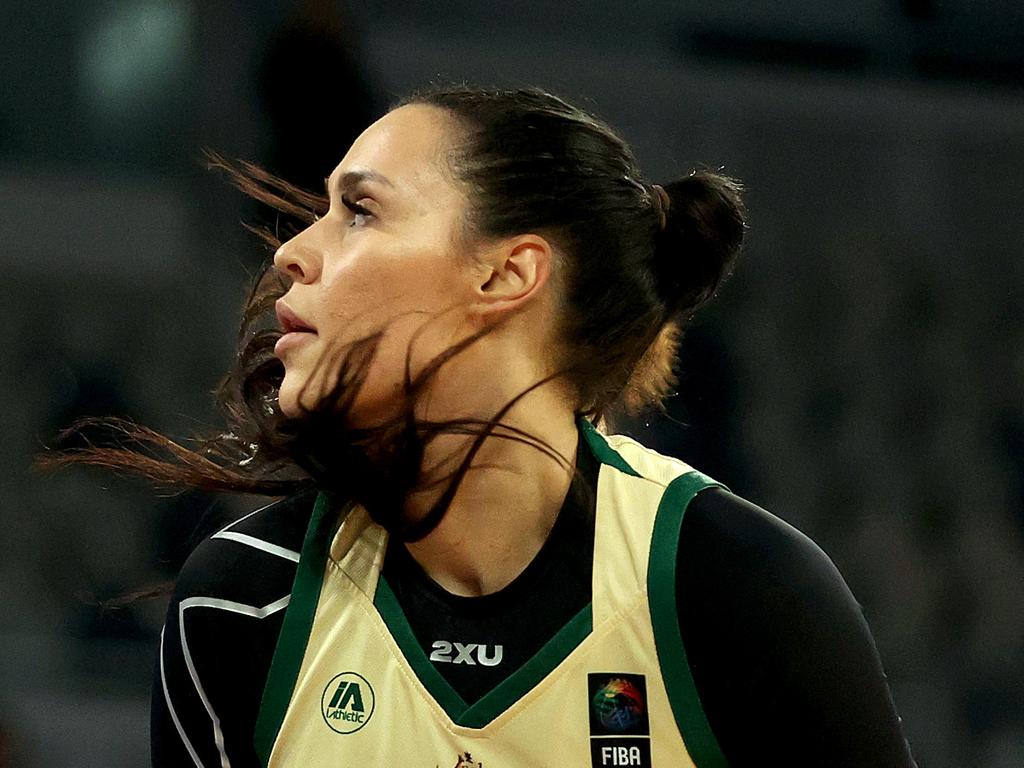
591, 677, 646, 732
320, 671, 375, 734
588, 674, 651, 768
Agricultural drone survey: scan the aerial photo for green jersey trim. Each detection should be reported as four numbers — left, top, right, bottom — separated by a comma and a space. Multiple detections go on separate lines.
374, 577, 592, 728
254, 491, 346, 767
252, 417, 638, 755
366, 417, 624, 729
461, 603, 591, 727
648, 471, 730, 768
578, 416, 641, 477
373, 576, 469, 715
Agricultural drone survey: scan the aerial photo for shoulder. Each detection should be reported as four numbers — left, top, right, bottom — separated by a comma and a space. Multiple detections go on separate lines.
204, 484, 319, 561
676, 489, 916, 764
158, 486, 319, 696
153, 488, 320, 766
681, 487, 846, 602
595, 427, 841, 599
162, 485, 319, 665
171, 485, 319, 605
677, 487, 862, 667
598, 430, 699, 486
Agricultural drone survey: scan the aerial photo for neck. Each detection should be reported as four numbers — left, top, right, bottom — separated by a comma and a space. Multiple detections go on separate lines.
400, 389, 580, 597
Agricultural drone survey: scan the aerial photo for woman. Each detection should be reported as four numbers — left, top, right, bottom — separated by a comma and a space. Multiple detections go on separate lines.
49, 86, 916, 766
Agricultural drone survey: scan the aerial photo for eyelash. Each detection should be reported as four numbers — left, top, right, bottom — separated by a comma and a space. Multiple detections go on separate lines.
341, 194, 373, 227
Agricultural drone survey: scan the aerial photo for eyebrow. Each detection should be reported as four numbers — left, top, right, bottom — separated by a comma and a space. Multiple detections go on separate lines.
324, 169, 395, 197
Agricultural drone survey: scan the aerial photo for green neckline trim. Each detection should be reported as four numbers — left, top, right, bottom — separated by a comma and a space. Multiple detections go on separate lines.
373, 577, 468, 715
577, 415, 641, 477
253, 491, 341, 767
374, 576, 593, 728
648, 471, 730, 768
252, 418, 638, 754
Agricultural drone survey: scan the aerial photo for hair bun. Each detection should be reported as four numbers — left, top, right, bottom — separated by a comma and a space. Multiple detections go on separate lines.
654, 169, 747, 317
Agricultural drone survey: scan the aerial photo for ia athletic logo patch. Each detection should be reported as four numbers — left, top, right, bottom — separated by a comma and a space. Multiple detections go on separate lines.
588, 673, 651, 768
320, 671, 375, 734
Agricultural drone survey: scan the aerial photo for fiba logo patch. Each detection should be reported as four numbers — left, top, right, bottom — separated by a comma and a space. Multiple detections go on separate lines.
592, 678, 645, 732
320, 672, 375, 734
588, 673, 651, 768
588, 673, 649, 736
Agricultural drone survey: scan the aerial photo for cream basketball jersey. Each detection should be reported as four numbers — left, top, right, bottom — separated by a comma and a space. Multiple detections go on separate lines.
253, 420, 729, 767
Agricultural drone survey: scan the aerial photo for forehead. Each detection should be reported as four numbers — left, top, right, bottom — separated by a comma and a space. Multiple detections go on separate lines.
328, 104, 458, 194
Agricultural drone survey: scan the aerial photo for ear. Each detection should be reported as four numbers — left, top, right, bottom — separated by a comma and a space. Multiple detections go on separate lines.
472, 234, 553, 318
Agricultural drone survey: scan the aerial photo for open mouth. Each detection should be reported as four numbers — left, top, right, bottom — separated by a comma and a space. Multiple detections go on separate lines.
275, 301, 318, 335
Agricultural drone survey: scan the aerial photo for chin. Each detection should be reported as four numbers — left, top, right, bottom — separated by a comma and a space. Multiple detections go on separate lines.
277, 394, 301, 419
276, 360, 404, 424
276, 375, 306, 418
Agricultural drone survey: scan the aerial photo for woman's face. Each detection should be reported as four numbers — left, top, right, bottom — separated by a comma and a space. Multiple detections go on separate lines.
272, 104, 478, 421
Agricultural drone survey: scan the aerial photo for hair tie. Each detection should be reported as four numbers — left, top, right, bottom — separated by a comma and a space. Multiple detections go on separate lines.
650, 183, 670, 232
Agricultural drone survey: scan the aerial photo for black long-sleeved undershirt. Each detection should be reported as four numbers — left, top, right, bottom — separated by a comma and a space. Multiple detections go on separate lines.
152, 444, 917, 766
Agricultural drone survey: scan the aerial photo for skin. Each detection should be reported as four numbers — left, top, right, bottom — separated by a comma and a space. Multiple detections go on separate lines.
273, 104, 580, 596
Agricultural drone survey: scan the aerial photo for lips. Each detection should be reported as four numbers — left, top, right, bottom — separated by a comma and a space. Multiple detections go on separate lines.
275, 301, 317, 335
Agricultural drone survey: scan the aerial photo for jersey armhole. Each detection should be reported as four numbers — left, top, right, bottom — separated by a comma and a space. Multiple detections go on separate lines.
648, 472, 731, 768
253, 490, 340, 766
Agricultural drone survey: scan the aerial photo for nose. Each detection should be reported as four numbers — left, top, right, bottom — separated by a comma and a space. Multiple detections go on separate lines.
273, 228, 321, 284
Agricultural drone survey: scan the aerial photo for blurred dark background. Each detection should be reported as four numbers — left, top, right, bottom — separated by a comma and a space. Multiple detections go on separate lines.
3, 1, 1023, 765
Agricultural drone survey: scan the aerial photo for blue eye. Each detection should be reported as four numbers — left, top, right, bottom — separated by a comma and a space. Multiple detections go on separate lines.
341, 195, 373, 228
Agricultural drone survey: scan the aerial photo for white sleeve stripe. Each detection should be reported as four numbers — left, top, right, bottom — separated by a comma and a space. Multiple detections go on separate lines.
160, 626, 207, 768
178, 595, 291, 768
210, 505, 272, 536
213, 500, 278, 535
180, 594, 291, 618
210, 531, 301, 563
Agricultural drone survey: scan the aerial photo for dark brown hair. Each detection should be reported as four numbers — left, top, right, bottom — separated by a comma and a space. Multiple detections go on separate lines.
36, 85, 746, 542
404, 86, 746, 413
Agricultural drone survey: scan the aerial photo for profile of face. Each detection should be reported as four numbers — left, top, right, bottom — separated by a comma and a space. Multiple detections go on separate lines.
272, 105, 474, 422
272, 104, 552, 425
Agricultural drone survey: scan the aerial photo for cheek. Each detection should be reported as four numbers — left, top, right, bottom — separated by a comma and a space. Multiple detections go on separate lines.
304, 241, 468, 422
318, 247, 458, 341
315, 263, 401, 345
